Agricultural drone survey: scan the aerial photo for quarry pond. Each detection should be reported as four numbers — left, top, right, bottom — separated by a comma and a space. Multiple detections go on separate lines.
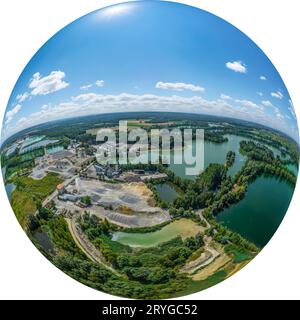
112, 219, 203, 248
154, 183, 179, 202
153, 134, 297, 247
217, 176, 295, 247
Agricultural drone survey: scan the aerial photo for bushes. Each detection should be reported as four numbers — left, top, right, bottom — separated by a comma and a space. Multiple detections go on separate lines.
124, 266, 175, 284
121, 220, 171, 234
40, 212, 194, 298
81, 195, 91, 206
212, 222, 259, 252
184, 234, 205, 250
226, 151, 236, 168
11, 189, 37, 228
77, 213, 206, 288
196, 164, 227, 191
47, 216, 85, 258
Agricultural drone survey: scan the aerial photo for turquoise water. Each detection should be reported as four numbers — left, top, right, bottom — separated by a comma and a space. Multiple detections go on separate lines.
152, 134, 296, 247
47, 145, 64, 154
286, 164, 299, 176
167, 135, 250, 179
217, 176, 294, 247
21, 135, 45, 148
20, 139, 59, 154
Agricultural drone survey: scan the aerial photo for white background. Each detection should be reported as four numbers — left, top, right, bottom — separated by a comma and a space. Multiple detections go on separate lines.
0, 0, 299, 300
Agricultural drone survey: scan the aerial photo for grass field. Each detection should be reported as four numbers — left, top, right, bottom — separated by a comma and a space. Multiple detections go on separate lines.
11, 190, 37, 228
11, 173, 62, 228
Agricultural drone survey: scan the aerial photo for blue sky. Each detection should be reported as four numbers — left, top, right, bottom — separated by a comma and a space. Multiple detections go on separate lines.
2, 0, 298, 141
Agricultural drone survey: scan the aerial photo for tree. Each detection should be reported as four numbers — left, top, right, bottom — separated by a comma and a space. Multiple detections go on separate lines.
28, 213, 40, 231
226, 151, 236, 168
81, 195, 91, 206
37, 206, 52, 220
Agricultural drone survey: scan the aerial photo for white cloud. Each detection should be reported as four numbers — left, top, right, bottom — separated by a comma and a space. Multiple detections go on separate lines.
155, 81, 205, 92
257, 92, 263, 97
3, 92, 296, 142
80, 80, 105, 90
41, 104, 50, 110
5, 104, 21, 124
262, 100, 273, 107
29, 71, 69, 95
260, 76, 267, 81
220, 94, 231, 100
95, 80, 105, 87
235, 99, 263, 111
12, 94, 242, 133
273, 107, 284, 119
16, 92, 29, 103
225, 61, 247, 73
288, 99, 297, 119
271, 91, 284, 100
17, 117, 28, 125
80, 84, 93, 90
262, 100, 285, 119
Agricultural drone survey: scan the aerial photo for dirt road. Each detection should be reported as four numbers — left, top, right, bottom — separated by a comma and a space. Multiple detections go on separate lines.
66, 215, 121, 276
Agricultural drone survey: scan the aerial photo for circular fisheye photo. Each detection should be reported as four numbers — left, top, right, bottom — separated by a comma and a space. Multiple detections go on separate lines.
1, 1, 299, 299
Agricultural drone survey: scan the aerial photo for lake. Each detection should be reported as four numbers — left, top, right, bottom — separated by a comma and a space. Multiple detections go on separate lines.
33, 230, 54, 253
138, 134, 249, 179
286, 164, 299, 176
20, 139, 59, 154
217, 176, 294, 247
154, 183, 178, 202
5, 183, 16, 200
139, 134, 287, 180
152, 134, 296, 248
47, 145, 64, 154
166, 134, 250, 179
112, 219, 202, 247
21, 135, 45, 149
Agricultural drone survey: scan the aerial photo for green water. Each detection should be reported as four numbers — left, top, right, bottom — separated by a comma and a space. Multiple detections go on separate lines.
112, 225, 179, 247
21, 135, 45, 148
217, 176, 294, 247
112, 219, 199, 247
286, 164, 299, 176
155, 183, 178, 202
167, 135, 250, 179
153, 135, 296, 248
47, 145, 64, 154
139, 134, 249, 179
